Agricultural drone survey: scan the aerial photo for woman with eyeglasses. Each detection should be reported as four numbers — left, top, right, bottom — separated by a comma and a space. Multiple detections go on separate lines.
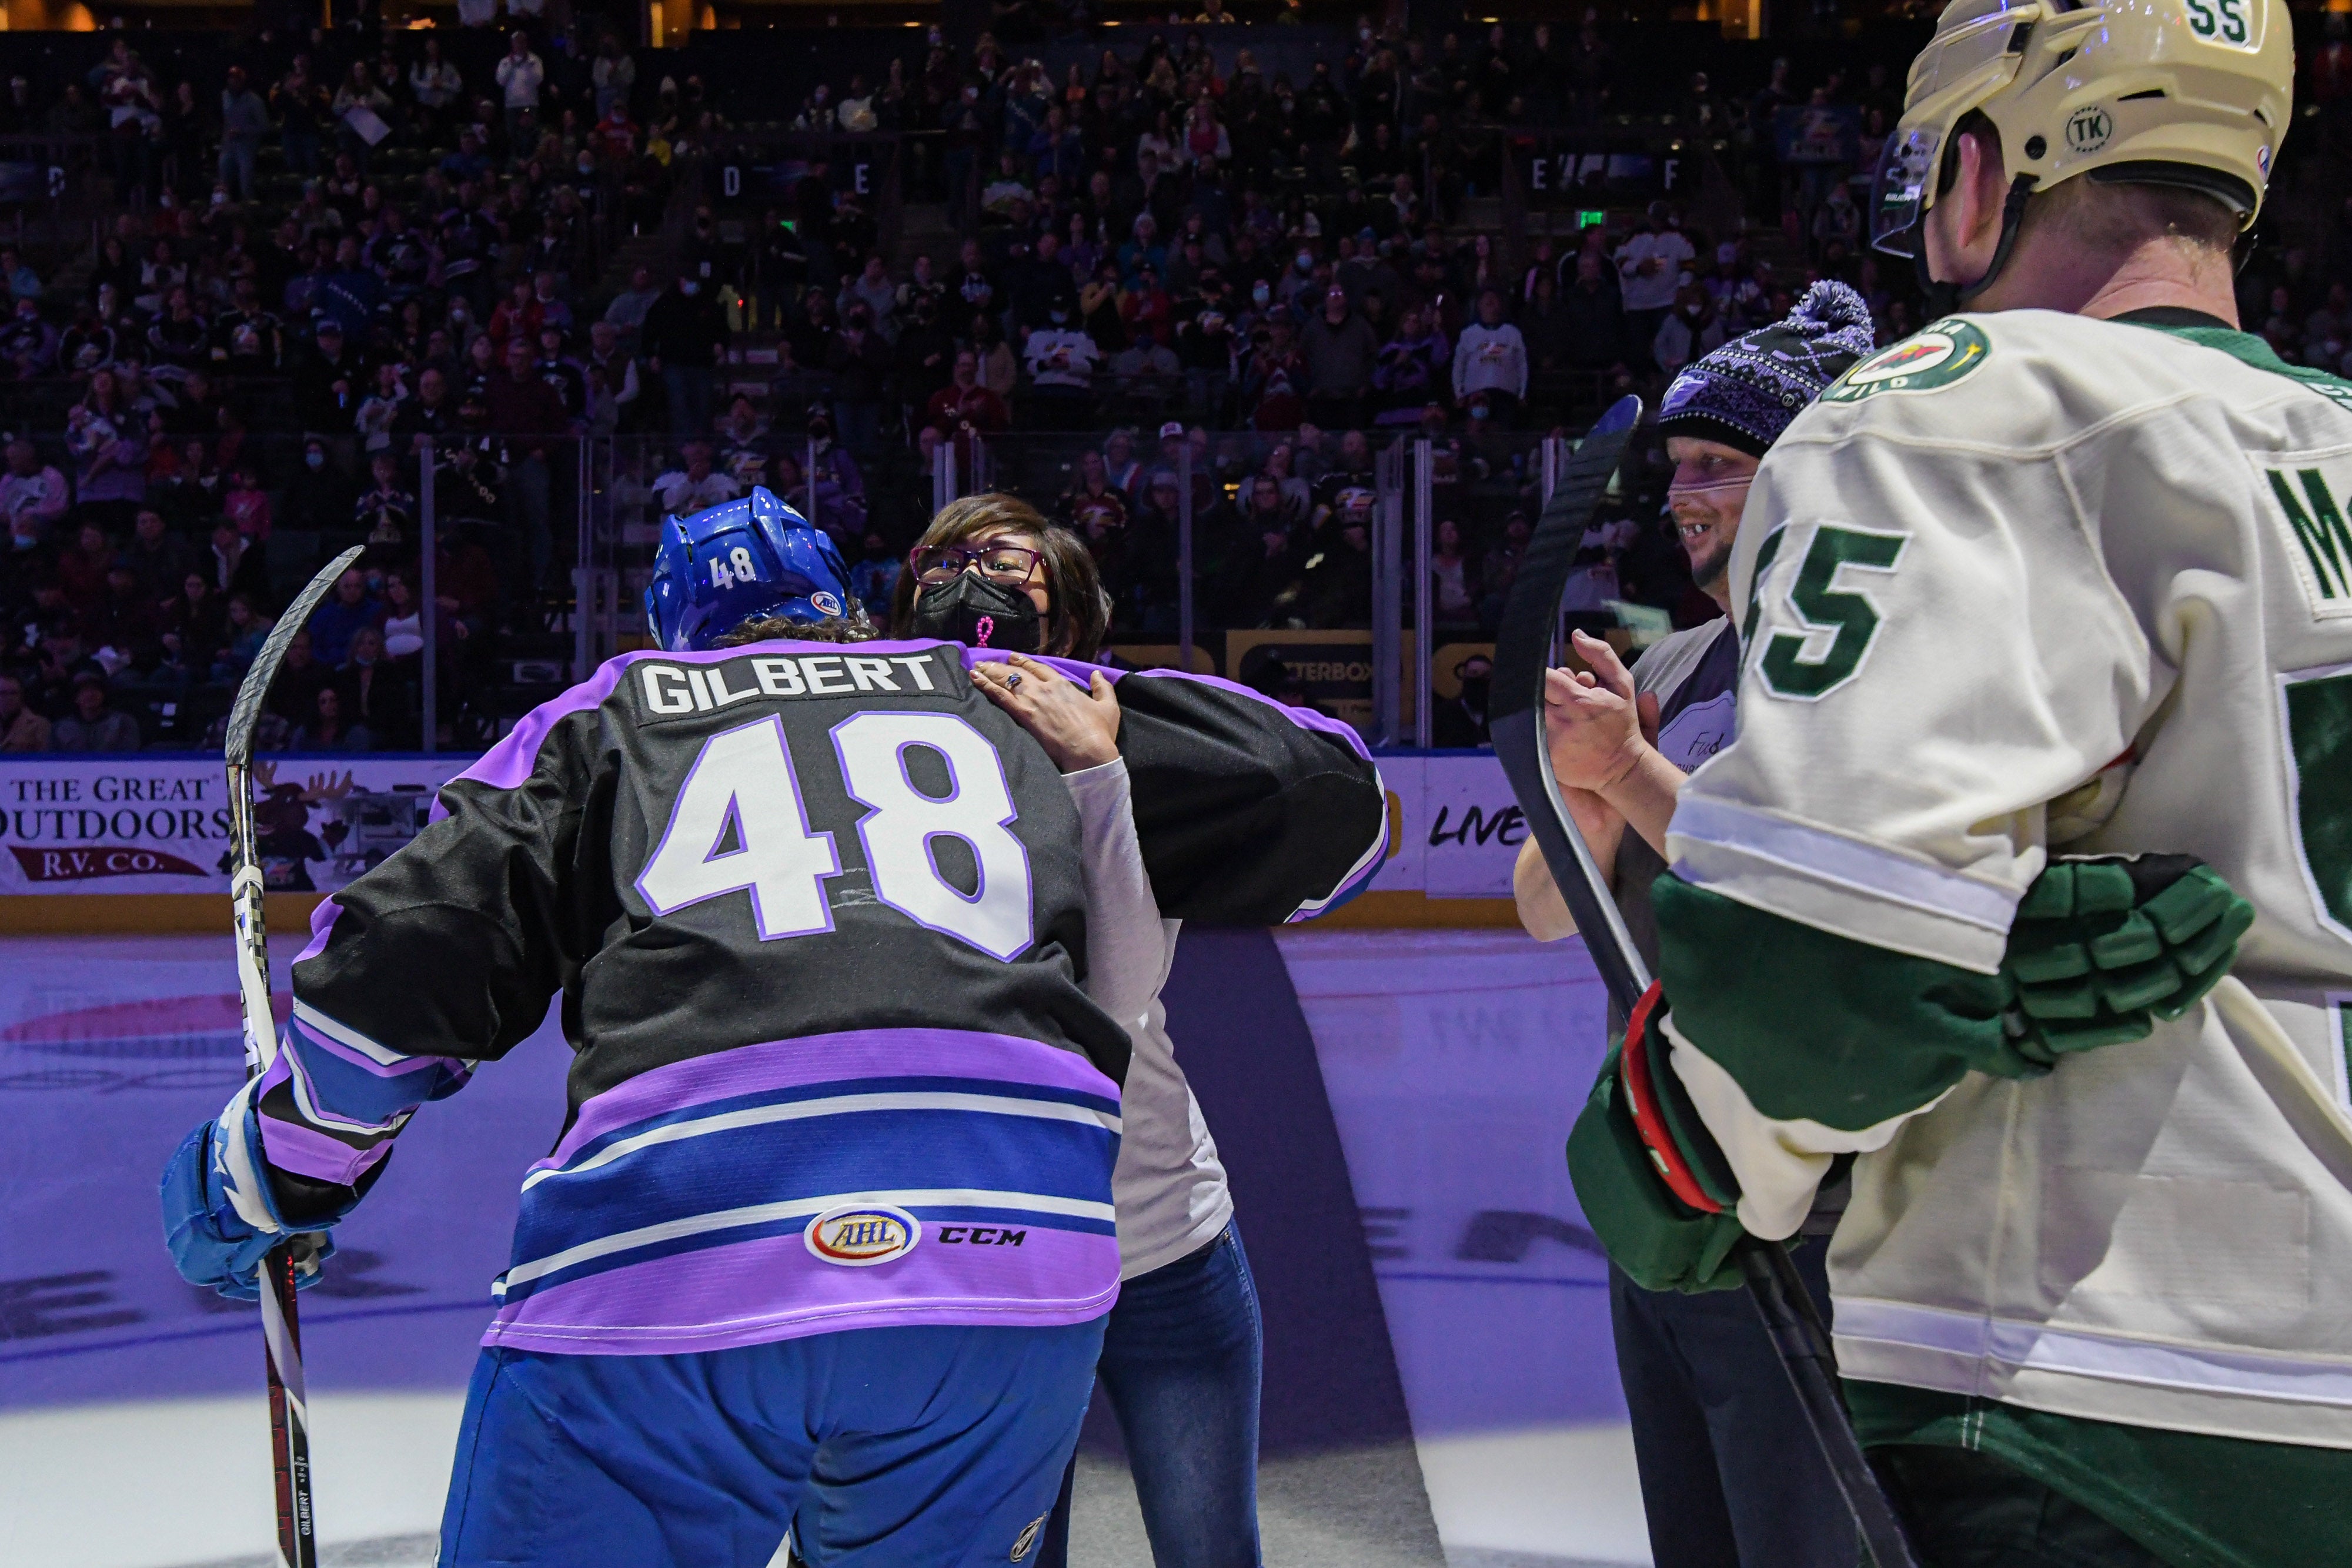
894, 493, 1267, 1568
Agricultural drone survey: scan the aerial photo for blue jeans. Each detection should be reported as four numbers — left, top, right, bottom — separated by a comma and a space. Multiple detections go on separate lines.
1040, 1219, 1263, 1568
1609, 1240, 1860, 1568
440, 1323, 1102, 1567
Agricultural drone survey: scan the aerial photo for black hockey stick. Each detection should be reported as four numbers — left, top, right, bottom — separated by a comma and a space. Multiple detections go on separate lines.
224, 544, 362, 1568
1488, 402, 1921, 1568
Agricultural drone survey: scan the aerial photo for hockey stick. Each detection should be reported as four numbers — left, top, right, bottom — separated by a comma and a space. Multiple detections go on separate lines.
224, 544, 363, 1568
1488, 402, 1922, 1568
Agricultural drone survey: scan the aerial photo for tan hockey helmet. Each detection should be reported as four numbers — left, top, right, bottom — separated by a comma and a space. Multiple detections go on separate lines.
1870, 0, 2293, 258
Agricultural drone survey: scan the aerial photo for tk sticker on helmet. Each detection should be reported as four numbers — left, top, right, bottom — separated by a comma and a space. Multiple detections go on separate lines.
2066, 106, 2114, 156
1822, 320, 1989, 402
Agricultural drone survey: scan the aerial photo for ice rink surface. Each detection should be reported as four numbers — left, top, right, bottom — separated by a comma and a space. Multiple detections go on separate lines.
0, 930, 1647, 1566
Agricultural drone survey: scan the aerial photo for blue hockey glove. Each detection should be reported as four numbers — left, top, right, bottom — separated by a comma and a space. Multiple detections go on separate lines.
161, 1082, 336, 1301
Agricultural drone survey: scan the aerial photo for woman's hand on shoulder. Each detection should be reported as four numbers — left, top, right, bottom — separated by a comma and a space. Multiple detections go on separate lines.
970, 651, 1121, 773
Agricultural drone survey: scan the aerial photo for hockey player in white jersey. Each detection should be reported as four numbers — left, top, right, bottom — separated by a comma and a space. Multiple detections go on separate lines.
1565, 1, 2352, 1563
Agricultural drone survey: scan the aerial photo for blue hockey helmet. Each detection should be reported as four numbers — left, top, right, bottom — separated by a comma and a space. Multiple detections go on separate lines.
644, 486, 856, 652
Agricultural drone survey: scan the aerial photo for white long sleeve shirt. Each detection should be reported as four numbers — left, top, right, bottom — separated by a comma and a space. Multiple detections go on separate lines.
1452, 320, 1528, 400
1065, 758, 1235, 1279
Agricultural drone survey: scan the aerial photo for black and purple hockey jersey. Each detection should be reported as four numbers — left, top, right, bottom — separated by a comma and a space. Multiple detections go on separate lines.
252, 639, 1386, 1355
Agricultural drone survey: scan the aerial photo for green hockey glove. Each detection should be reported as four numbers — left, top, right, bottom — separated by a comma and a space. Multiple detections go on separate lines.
2000, 854, 2254, 1065
1565, 985, 1749, 1294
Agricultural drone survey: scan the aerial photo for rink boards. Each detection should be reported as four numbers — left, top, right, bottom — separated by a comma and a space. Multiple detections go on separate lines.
0, 924, 1645, 1566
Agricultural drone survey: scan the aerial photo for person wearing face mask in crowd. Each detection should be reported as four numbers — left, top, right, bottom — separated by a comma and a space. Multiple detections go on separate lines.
1451, 288, 1527, 429
639, 268, 730, 437
1512, 280, 1875, 1568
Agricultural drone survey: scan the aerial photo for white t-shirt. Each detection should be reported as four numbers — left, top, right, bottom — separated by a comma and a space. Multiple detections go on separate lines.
1064, 758, 1235, 1279
1614, 229, 1695, 313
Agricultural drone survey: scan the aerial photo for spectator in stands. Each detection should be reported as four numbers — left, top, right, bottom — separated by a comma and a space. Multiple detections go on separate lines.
838, 255, 901, 345
1374, 305, 1449, 424
496, 32, 546, 153
65, 373, 149, 534
214, 592, 272, 682
1561, 250, 1632, 375
214, 66, 269, 204
827, 305, 893, 454
1218, 472, 1304, 627
295, 319, 362, 434
125, 508, 193, 605
280, 439, 357, 533
1302, 286, 1379, 429
1614, 203, 1694, 370
1453, 289, 1529, 427
1024, 304, 1102, 430
0, 671, 50, 752
640, 269, 729, 437
927, 347, 1011, 443
1111, 330, 1184, 421
295, 684, 365, 752
205, 520, 267, 608
1058, 449, 1130, 541
604, 265, 661, 349
1241, 309, 1306, 431
308, 568, 382, 669
652, 441, 741, 519
160, 570, 228, 676
1, 293, 59, 379
1, 438, 69, 549
848, 530, 900, 621
336, 624, 412, 750
593, 34, 637, 121
52, 671, 140, 753
264, 628, 334, 729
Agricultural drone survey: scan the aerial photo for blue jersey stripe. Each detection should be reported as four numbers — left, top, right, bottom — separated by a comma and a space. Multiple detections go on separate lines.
496, 1199, 1117, 1303
543, 1073, 1124, 1172
510, 1108, 1116, 1266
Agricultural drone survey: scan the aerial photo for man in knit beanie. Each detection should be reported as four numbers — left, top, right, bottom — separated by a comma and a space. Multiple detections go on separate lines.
1514, 279, 1877, 1568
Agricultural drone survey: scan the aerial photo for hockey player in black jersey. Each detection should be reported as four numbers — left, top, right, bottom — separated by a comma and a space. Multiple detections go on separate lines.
161, 487, 1387, 1567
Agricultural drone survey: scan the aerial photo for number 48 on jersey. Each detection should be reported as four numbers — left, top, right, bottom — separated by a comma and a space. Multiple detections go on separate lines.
636, 711, 1035, 961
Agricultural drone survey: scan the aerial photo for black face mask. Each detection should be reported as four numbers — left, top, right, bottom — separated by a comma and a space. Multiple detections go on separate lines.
1458, 675, 1490, 712
910, 571, 1044, 653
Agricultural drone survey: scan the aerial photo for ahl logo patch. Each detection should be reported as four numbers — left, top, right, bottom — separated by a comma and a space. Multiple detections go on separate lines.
1822, 319, 1989, 402
805, 1204, 921, 1267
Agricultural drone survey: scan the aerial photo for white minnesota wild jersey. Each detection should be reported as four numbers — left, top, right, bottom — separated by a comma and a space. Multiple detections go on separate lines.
1661, 307, 2352, 1447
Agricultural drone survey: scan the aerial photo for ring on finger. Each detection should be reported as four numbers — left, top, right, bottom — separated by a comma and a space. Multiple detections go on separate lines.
1005, 672, 1022, 689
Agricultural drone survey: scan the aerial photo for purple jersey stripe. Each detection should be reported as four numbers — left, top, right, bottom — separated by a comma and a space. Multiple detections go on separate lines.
543, 1027, 1120, 1170
962, 648, 1378, 764
258, 1108, 395, 1186
481, 1225, 1120, 1356
1121, 664, 1378, 763
293, 897, 343, 967
432, 653, 636, 813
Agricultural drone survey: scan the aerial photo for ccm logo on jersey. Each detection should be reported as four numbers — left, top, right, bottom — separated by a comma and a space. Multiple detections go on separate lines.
804, 1205, 921, 1266
639, 654, 941, 715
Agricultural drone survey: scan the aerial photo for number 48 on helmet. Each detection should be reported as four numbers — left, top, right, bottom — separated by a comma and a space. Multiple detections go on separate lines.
644, 486, 861, 652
